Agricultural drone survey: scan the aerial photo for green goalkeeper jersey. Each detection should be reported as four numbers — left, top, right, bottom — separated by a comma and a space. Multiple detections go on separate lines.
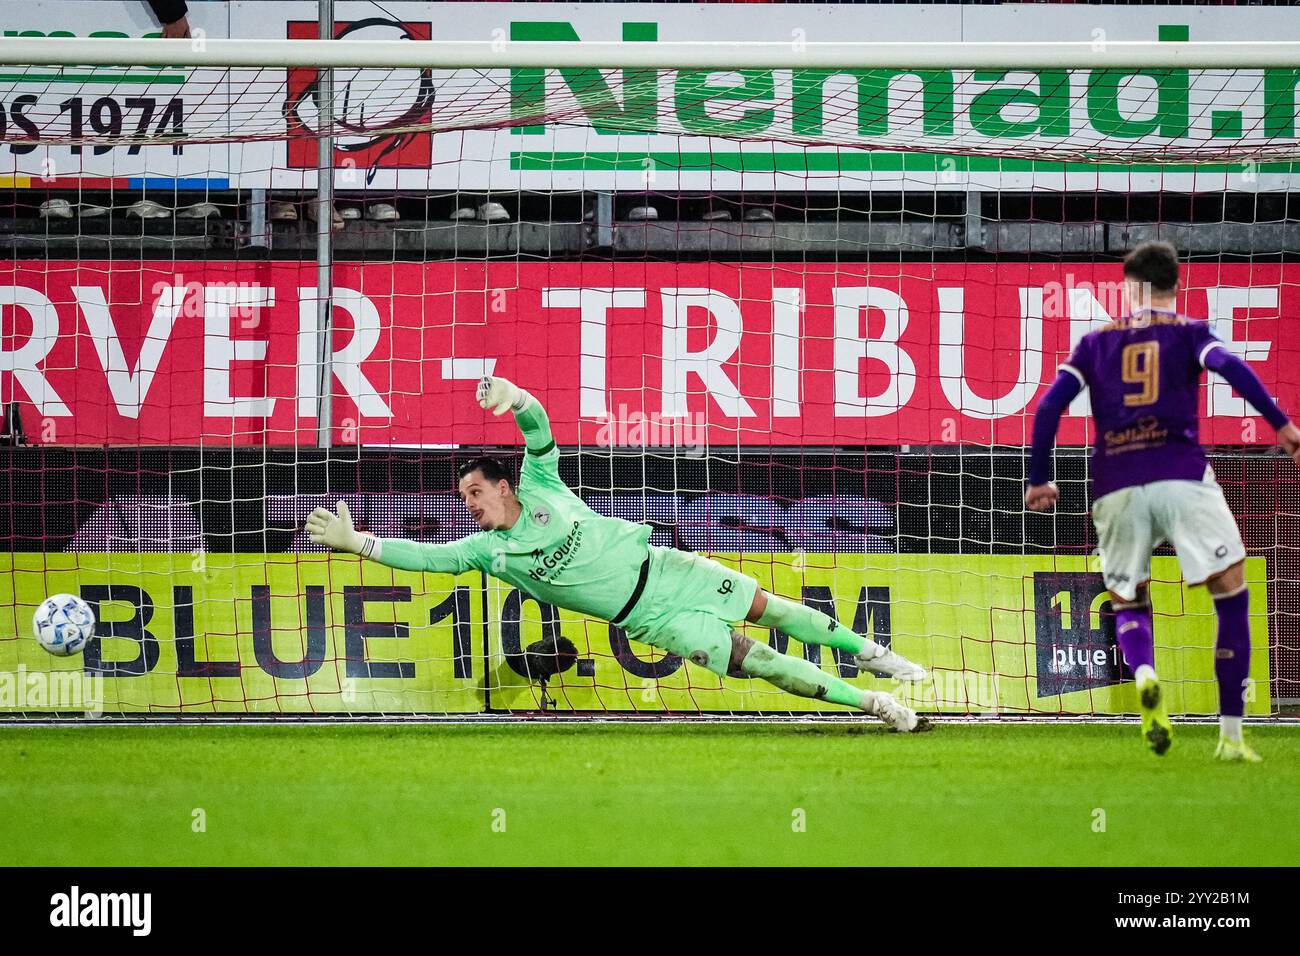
374, 398, 653, 622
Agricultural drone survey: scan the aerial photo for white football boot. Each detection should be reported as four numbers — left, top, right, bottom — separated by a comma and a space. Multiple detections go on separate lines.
855, 642, 928, 682
868, 692, 932, 733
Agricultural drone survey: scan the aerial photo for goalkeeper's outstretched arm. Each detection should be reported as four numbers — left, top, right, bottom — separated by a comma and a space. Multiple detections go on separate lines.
305, 500, 476, 573
476, 375, 554, 456
306, 377, 550, 569
477, 375, 571, 495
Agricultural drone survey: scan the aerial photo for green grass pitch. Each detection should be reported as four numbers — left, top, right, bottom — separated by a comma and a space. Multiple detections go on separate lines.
3, 723, 1295, 867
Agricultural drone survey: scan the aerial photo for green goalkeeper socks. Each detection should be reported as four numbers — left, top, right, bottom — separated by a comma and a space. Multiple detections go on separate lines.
757, 593, 869, 656
739, 642, 867, 709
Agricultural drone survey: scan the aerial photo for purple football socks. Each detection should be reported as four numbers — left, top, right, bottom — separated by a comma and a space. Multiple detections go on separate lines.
1213, 588, 1252, 723
1115, 602, 1156, 675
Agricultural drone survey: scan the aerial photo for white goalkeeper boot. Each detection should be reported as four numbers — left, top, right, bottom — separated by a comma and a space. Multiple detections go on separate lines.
855, 643, 928, 682
866, 692, 931, 733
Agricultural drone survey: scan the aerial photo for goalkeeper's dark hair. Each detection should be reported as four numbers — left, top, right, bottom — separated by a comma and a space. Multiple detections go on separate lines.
457, 456, 515, 489
1123, 240, 1180, 295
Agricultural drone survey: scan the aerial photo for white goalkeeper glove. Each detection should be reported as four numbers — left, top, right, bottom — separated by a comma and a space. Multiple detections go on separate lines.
305, 500, 377, 558
477, 375, 528, 416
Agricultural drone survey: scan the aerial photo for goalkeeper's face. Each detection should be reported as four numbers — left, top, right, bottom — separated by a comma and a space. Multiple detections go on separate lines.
458, 470, 516, 530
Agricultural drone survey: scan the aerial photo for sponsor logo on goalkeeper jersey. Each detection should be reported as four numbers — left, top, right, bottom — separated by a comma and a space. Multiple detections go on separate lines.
527, 520, 583, 582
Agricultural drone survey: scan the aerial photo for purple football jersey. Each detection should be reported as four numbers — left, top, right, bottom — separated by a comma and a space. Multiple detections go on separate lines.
1061, 310, 1222, 501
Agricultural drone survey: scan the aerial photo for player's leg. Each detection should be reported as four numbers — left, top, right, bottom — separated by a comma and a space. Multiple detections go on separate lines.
1154, 477, 1258, 762
626, 606, 930, 732
1205, 562, 1261, 763
640, 546, 927, 682
745, 587, 927, 681
1093, 486, 1170, 754
1108, 581, 1171, 755
1112, 584, 1156, 686
726, 631, 930, 733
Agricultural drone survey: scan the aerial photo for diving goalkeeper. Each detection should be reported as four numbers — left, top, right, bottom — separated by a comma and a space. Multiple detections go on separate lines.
307, 376, 931, 732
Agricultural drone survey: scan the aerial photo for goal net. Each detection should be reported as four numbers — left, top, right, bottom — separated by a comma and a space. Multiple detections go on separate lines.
1, 21, 1297, 719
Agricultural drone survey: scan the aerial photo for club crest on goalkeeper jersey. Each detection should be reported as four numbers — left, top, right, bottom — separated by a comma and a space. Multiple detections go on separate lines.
437, 445, 653, 622
1060, 310, 1222, 501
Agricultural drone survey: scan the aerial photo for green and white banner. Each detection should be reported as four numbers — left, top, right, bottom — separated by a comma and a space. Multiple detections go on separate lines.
1, 1, 1298, 191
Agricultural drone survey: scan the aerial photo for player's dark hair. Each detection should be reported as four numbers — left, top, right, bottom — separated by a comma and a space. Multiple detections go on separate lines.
457, 456, 514, 490
1123, 240, 1180, 295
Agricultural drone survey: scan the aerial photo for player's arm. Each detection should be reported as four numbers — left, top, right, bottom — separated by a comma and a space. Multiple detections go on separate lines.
477, 374, 552, 452
1201, 345, 1300, 465
476, 375, 568, 492
1025, 369, 1084, 511
305, 501, 479, 573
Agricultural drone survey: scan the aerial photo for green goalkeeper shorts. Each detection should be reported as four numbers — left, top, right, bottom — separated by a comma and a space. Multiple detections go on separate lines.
619, 545, 759, 677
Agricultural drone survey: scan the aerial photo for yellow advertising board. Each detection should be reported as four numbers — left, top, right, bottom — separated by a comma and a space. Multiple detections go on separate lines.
0, 553, 1271, 715
0, 554, 484, 714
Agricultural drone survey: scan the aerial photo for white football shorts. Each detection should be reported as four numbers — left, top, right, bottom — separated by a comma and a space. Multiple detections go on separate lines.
1090, 468, 1246, 602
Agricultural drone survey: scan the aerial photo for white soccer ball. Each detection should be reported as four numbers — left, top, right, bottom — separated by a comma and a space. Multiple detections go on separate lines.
32, 594, 95, 656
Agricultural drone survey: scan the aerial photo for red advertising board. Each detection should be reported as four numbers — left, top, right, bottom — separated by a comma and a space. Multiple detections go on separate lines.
2, 261, 1294, 447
